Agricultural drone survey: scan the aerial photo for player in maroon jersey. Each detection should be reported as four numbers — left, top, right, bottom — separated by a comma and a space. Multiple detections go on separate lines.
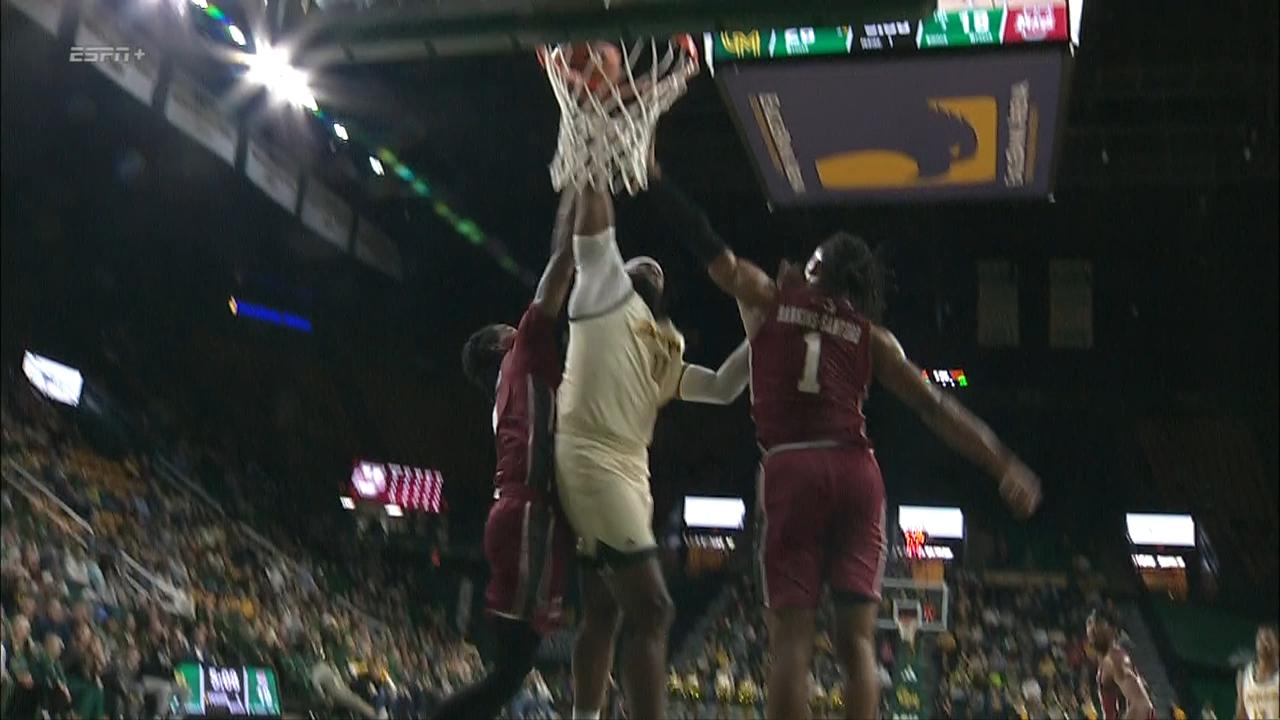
1088, 607, 1156, 720
646, 160, 1042, 720
436, 190, 577, 720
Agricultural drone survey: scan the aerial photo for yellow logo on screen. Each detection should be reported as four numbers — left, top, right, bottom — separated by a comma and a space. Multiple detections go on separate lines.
815, 96, 998, 189
720, 30, 763, 59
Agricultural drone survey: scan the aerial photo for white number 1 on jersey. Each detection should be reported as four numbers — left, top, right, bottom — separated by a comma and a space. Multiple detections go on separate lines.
798, 331, 822, 394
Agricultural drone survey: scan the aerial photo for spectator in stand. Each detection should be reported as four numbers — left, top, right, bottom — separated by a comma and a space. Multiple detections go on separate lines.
34, 632, 72, 720
3, 615, 38, 716
33, 599, 70, 646
64, 625, 107, 719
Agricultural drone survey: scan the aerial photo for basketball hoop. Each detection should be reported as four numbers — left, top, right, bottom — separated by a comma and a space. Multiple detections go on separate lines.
538, 35, 699, 195
894, 599, 923, 649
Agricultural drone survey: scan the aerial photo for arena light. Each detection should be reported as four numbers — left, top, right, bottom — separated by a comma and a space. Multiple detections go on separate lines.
332, 122, 348, 141
23, 351, 84, 407
227, 24, 247, 47
339, 496, 356, 510
245, 46, 316, 111
227, 296, 313, 333
384, 503, 404, 517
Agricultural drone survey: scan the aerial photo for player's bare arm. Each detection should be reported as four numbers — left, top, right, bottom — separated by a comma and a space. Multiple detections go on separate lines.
532, 188, 577, 318
677, 340, 751, 405
869, 324, 1042, 518
1111, 649, 1156, 719
648, 161, 778, 319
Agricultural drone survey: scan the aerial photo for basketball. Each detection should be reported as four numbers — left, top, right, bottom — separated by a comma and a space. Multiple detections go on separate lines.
564, 41, 623, 95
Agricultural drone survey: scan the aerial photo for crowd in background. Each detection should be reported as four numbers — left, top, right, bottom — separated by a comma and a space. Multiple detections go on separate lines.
0, 383, 498, 719
935, 570, 1105, 720
662, 557, 1134, 720
0, 377, 1120, 720
0, 375, 1227, 720
665, 577, 898, 720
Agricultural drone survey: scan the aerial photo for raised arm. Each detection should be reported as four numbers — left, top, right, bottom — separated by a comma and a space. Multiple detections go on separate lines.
531, 188, 577, 318
567, 186, 632, 320
648, 165, 778, 319
869, 324, 1041, 518
677, 340, 751, 405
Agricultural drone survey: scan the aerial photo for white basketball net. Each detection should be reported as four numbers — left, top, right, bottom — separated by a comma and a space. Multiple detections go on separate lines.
540, 36, 700, 195
895, 599, 923, 648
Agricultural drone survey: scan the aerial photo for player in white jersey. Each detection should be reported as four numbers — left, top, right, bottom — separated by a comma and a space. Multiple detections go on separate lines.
1237, 625, 1279, 720
558, 185, 750, 720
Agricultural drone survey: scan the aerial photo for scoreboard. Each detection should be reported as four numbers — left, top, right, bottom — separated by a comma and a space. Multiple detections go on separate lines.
349, 460, 445, 514
708, 1, 1070, 64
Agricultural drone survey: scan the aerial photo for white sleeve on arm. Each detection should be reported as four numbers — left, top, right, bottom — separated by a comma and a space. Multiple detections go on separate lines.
568, 227, 632, 320
678, 340, 751, 405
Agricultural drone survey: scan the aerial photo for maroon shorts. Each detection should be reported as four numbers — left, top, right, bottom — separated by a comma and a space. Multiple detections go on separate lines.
756, 444, 886, 609
484, 486, 571, 635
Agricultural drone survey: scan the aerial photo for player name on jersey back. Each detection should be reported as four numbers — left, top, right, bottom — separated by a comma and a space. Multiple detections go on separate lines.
776, 303, 864, 342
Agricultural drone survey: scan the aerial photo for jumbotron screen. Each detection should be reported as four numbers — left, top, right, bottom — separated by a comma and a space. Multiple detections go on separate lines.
1125, 513, 1195, 548
898, 505, 965, 540
718, 47, 1065, 206
350, 460, 444, 513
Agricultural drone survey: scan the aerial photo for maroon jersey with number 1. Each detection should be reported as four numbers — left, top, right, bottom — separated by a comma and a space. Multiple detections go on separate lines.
749, 284, 886, 609
749, 285, 873, 450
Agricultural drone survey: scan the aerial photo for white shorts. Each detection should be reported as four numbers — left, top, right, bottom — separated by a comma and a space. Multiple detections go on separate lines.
555, 433, 656, 564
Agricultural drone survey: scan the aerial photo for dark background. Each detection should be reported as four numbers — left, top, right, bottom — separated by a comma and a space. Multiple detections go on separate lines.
3, 0, 1277, 613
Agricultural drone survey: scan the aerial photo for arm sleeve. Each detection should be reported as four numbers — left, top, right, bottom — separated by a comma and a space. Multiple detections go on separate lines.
649, 176, 728, 265
568, 227, 632, 320
678, 340, 751, 405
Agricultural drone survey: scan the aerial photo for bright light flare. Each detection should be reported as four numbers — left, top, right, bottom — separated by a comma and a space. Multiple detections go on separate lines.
368, 156, 385, 175
332, 122, 348, 141
245, 46, 316, 110
340, 496, 356, 510
227, 24, 247, 47
384, 504, 404, 517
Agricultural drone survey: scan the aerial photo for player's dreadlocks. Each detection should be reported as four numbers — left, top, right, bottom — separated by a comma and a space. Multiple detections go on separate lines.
814, 232, 889, 322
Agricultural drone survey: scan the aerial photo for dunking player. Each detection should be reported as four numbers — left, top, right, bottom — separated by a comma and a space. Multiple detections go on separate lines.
441, 190, 577, 720
1236, 625, 1278, 720
1087, 607, 1157, 720
558, 185, 750, 720
647, 161, 1042, 720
